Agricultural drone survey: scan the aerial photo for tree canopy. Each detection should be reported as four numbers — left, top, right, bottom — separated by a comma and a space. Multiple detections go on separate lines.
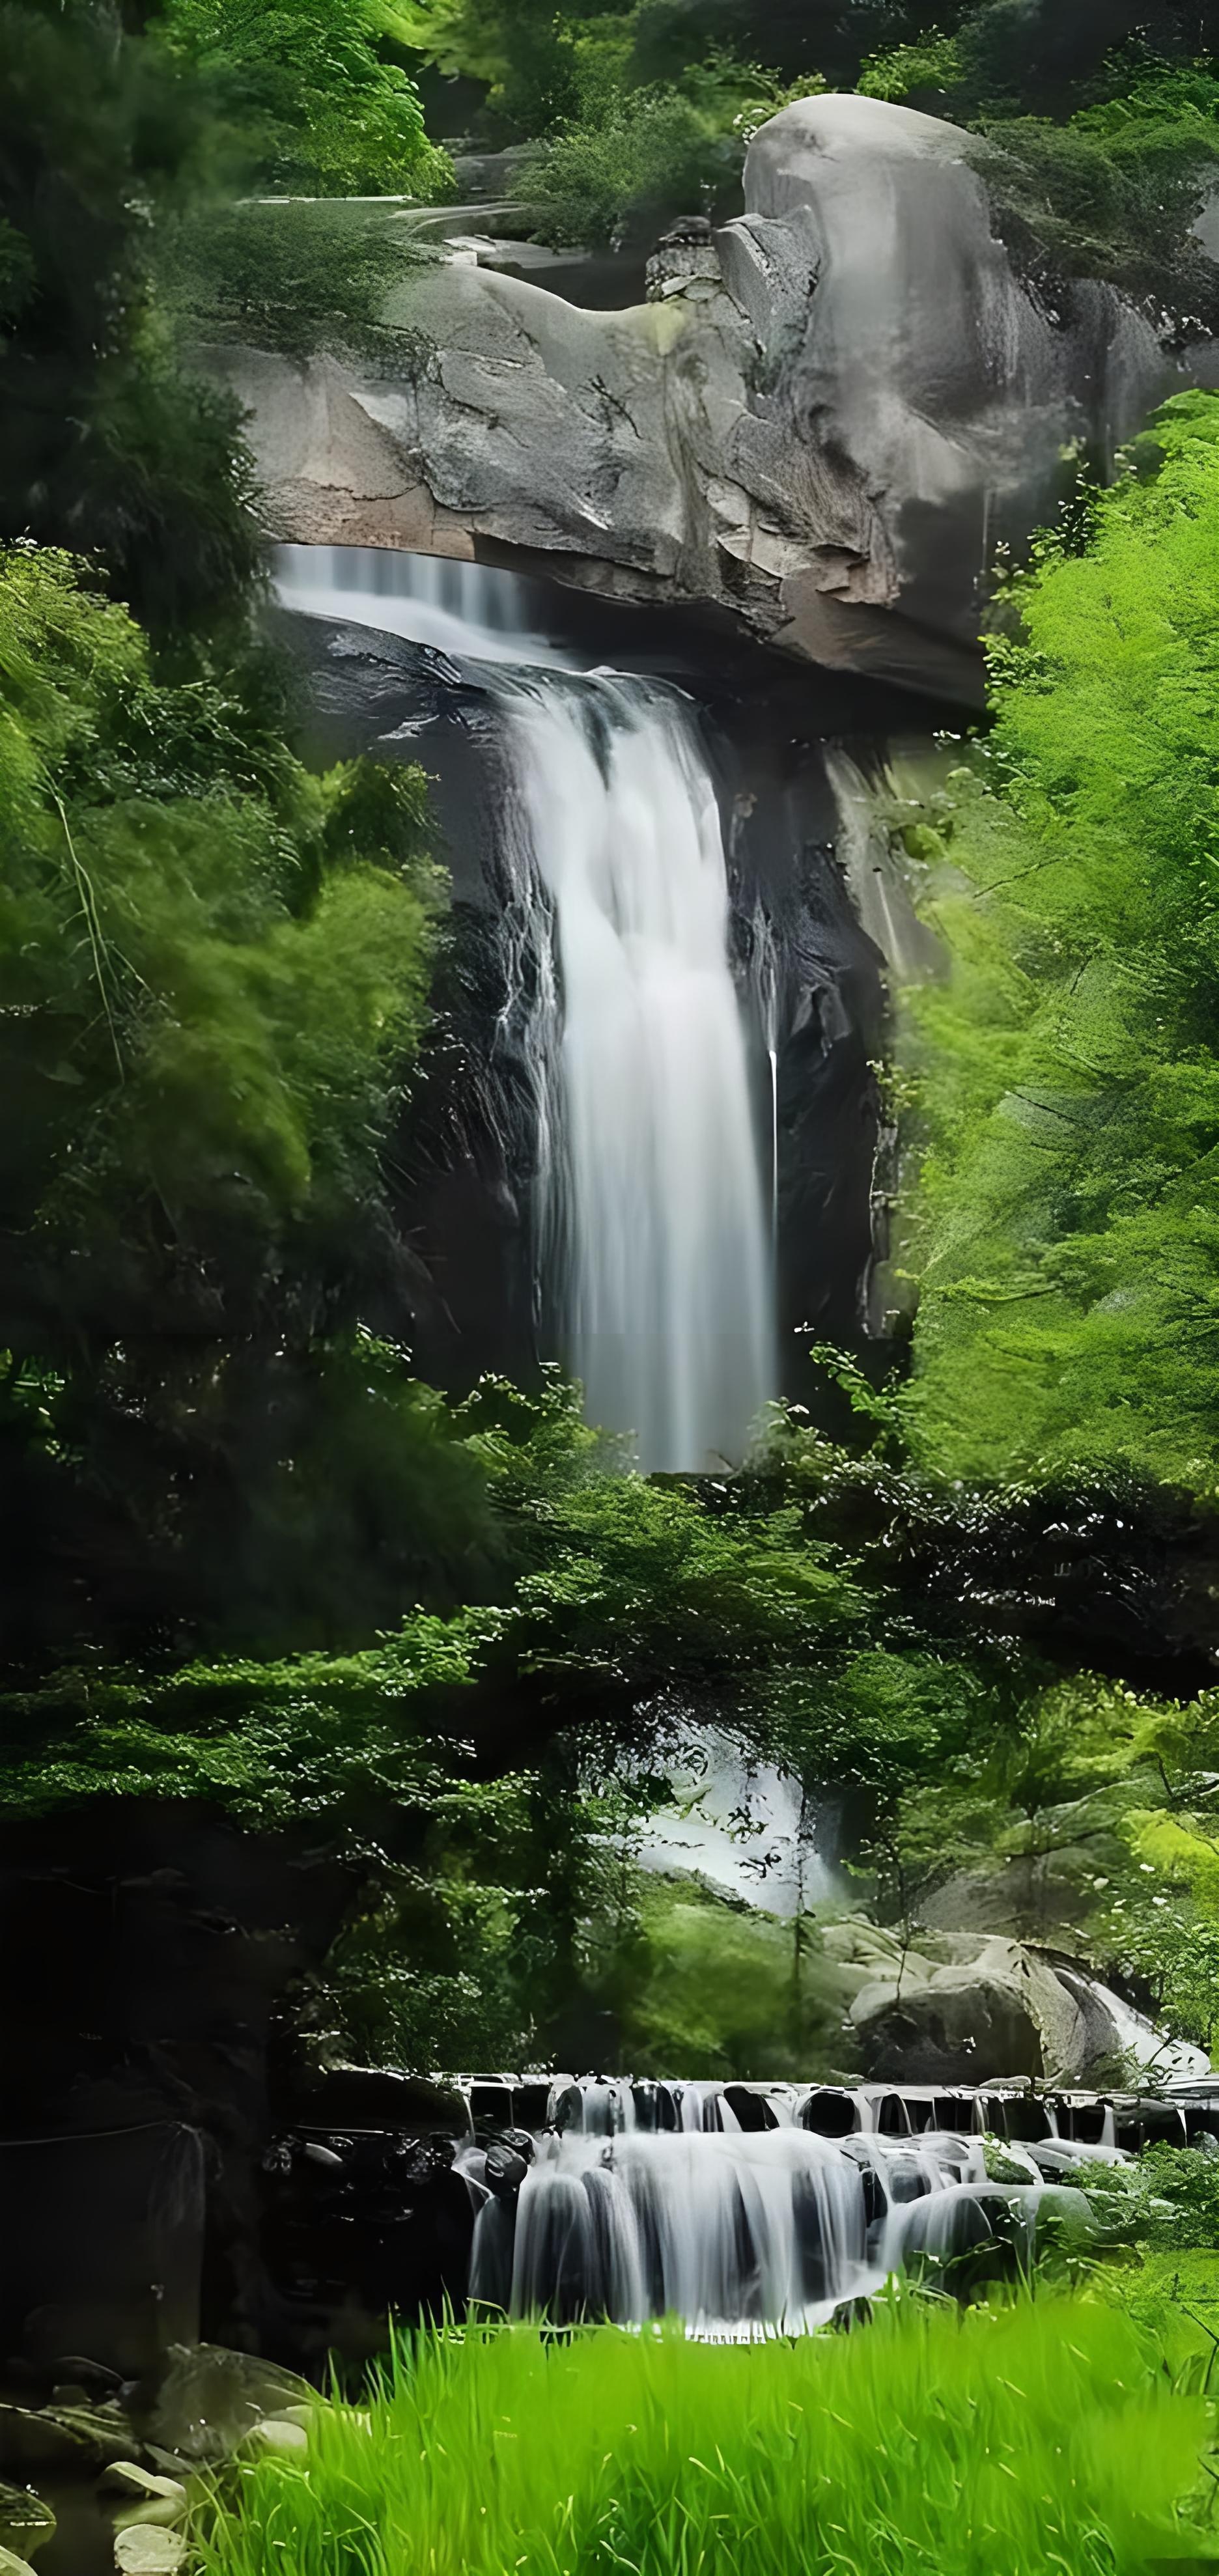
161, 0, 453, 196
0, 544, 475, 1659
899, 393, 1219, 1492
0, 0, 262, 629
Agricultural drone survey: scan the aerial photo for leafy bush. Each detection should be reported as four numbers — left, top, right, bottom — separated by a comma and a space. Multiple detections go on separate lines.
520, 52, 823, 248
859, 33, 969, 107
863, 6, 1216, 119
0, 0, 263, 630
587, 1874, 853, 2080
1123, 2146, 1219, 2252
163, 197, 430, 361
980, 108, 1219, 329
197, 2297, 1214, 2576
0, 542, 467, 1658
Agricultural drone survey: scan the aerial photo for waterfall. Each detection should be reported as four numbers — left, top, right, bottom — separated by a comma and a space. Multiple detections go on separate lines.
507, 2131, 874, 2334
275, 541, 575, 670
466, 2114, 1096, 2336
453, 2071, 1134, 2333
501, 675, 774, 1472
277, 545, 776, 1473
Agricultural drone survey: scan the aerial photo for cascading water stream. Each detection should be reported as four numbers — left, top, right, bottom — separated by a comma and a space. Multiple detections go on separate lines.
501, 675, 774, 1472
465, 2120, 1097, 2337
451, 2071, 1140, 2334
277, 546, 776, 1472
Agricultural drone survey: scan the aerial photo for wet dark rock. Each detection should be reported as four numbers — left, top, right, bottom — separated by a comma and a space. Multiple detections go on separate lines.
143, 2345, 309, 2465
0, 2411, 129, 2479
484, 2143, 529, 2202
257, 2127, 476, 2372
287, 2068, 471, 2139
0, 2484, 55, 2560
0, 2129, 204, 2387
0, 1804, 356, 2372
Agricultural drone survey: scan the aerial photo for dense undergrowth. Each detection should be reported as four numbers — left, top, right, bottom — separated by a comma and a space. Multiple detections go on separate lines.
197, 2296, 1219, 2576
400, 0, 1219, 276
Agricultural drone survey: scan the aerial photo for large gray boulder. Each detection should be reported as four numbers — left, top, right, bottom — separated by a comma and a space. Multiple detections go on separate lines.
828, 1923, 1211, 2088
216, 93, 1214, 699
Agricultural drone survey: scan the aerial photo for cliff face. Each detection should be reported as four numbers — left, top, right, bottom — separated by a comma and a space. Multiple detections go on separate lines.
281, 604, 893, 1403
214, 94, 1216, 703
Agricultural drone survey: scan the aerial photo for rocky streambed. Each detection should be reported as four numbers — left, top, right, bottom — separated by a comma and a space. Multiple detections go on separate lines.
0, 2345, 314, 2576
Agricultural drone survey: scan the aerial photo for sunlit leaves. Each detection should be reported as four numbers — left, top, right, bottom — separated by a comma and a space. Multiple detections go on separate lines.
901, 395, 1219, 1487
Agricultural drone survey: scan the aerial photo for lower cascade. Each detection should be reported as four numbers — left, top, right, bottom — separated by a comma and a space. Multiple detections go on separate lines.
277, 546, 776, 1472
455, 2074, 1147, 2336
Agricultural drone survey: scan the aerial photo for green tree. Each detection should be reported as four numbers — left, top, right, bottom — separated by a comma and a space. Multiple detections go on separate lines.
160, 0, 453, 196
899, 393, 1219, 1489
0, 0, 262, 630
0, 543, 483, 1657
520, 48, 818, 247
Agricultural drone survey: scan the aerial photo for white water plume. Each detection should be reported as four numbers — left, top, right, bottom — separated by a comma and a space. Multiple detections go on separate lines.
502, 675, 774, 1472
507, 2129, 874, 2334
276, 541, 576, 669
277, 544, 776, 1472
473, 2123, 1094, 2336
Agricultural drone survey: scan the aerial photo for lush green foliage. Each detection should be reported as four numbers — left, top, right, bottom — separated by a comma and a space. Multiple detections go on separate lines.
518, 49, 818, 248
0, 542, 473, 1657
587, 1874, 852, 2080
161, 0, 453, 197
897, 393, 1219, 1490
1089, 2144, 1219, 2252
865, 1660, 1219, 2052
0, 0, 262, 630
0, 1373, 859, 1785
410, 2, 1025, 128
163, 197, 430, 359
199, 2298, 1215, 2576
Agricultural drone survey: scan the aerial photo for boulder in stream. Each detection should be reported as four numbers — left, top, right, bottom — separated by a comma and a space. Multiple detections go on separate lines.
841, 1926, 1209, 2088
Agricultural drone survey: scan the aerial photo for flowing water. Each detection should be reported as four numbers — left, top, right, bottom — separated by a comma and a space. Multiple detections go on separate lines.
455, 2073, 1124, 2334
276, 540, 575, 670
501, 675, 774, 1470
277, 545, 775, 1471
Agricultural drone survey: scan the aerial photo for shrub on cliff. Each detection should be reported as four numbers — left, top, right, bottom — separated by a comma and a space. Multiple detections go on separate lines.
518, 49, 820, 248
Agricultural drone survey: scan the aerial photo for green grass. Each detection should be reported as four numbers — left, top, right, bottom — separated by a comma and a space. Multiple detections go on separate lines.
199, 2293, 1219, 2576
